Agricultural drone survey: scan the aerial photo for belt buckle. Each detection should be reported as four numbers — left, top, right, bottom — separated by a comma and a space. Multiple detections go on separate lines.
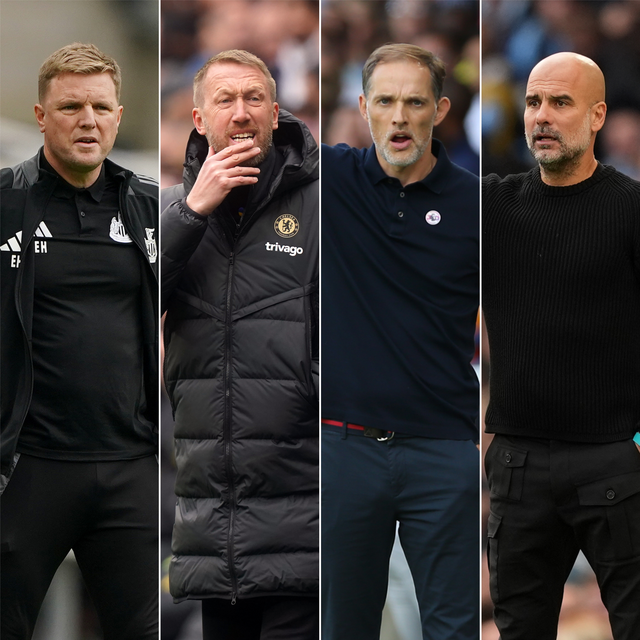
363, 426, 395, 442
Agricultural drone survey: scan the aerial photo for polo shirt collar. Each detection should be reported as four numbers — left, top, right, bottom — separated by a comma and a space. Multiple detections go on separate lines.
38, 148, 107, 202
364, 138, 450, 193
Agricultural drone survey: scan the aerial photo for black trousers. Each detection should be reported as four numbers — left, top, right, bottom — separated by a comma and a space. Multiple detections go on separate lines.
202, 596, 319, 640
0, 454, 158, 640
485, 435, 640, 640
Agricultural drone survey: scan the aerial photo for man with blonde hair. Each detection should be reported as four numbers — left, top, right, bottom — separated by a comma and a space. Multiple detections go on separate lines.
162, 49, 318, 639
1, 43, 158, 639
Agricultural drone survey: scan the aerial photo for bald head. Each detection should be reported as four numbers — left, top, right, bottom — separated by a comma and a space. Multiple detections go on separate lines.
528, 52, 605, 105
524, 52, 607, 185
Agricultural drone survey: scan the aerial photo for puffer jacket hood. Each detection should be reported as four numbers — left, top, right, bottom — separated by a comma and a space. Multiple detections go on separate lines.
162, 109, 318, 603
181, 108, 317, 197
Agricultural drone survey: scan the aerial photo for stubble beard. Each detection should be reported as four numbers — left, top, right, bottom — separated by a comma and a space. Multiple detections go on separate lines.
369, 123, 430, 168
526, 112, 592, 175
202, 117, 273, 167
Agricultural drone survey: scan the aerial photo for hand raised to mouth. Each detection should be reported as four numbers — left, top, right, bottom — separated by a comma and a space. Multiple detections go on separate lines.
185, 139, 261, 216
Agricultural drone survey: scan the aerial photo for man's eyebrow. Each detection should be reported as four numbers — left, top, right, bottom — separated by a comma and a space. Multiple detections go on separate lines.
550, 94, 574, 103
525, 92, 575, 103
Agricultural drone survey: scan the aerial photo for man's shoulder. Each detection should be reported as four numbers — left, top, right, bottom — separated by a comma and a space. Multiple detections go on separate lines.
1, 153, 40, 191
482, 170, 533, 198
603, 164, 640, 193
160, 183, 186, 212
0, 167, 15, 190
321, 143, 367, 166
445, 158, 479, 191
103, 157, 158, 200
128, 172, 159, 199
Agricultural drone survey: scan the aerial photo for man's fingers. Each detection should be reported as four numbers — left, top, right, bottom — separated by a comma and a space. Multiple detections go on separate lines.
210, 141, 261, 165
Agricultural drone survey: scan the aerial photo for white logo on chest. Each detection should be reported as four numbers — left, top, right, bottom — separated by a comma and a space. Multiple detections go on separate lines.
109, 213, 132, 243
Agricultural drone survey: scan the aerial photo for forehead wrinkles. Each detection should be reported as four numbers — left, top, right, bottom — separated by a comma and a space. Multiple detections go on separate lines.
369, 62, 433, 101
47, 74, 118, 105
204, 66, 269, 100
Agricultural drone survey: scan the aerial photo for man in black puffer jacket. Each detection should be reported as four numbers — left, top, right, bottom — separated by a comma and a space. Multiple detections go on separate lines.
161, 50, 318, 639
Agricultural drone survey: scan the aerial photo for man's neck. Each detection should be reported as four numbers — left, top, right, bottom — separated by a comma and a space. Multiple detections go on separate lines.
43, 147, 102, 189
377, 149, 437, 187
539, 154, 598, 187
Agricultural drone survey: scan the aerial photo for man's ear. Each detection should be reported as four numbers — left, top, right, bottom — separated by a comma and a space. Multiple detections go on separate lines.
116, 105, 123, 131
433, 97, 451, 126
34, 104, 46, 133
272, 101, 279, 130
590, 101, 607, 133
358, 94, 369, 123
193, 107, 206, 135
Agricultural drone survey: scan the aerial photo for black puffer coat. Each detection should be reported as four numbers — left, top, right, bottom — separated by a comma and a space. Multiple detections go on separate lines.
161, 110, 318, 602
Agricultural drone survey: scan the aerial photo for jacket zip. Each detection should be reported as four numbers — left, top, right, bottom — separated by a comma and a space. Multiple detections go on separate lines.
3, 169, 157, 477
223, 247, 239, 605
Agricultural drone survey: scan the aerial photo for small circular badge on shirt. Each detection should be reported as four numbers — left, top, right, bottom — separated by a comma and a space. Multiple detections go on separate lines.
274, 214, 300, 238
425, 210, 441, 226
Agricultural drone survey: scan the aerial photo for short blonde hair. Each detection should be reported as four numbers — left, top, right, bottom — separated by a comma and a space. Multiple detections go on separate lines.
38, 42, 122, 103
193, 49, 276, 107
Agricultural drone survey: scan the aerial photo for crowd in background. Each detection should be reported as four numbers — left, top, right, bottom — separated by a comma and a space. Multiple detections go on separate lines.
322, 0, 480, 176
481, 2, 640, 639
160, 0, 319, 187
482, 0, 640, 179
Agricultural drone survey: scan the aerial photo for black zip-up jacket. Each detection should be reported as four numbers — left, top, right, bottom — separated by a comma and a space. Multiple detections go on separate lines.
0, 151, 159, 490
161, 110, 319, 602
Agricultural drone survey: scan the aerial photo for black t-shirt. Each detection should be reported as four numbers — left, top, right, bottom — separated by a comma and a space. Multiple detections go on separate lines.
17, 158, 155, 460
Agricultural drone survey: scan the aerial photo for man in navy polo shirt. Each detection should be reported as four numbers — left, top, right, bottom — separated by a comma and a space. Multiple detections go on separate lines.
321, 43, 479, 639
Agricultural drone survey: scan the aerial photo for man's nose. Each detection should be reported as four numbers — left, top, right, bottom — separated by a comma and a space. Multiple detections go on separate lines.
536, 101, 552, 125
78, 105, 96, 128
391, 102, 407, 125
231, 97, 250, 122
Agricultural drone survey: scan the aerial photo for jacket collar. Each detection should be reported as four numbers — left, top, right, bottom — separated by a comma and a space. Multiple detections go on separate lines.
181, 109, 318, 200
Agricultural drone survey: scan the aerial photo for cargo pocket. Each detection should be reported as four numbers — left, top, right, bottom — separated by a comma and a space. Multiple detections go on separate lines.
577, 470, 640, 560
486, 440, 528, 501
487, 511, 502, 604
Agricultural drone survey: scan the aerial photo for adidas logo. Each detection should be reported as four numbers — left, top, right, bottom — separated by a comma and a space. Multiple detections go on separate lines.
1, 222, 52, 267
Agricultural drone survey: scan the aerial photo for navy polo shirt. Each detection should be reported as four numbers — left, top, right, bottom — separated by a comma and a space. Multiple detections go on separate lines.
321, 139, 479, 440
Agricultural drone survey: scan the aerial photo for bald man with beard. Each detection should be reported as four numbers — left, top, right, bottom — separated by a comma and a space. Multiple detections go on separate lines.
483, 52, 640, 640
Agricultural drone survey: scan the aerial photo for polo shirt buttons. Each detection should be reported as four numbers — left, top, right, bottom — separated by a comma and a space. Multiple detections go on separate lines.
606, 489, 616, 500
397, 211, 404, 218
400, 192, 405, 198
80, 211, 86, 217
